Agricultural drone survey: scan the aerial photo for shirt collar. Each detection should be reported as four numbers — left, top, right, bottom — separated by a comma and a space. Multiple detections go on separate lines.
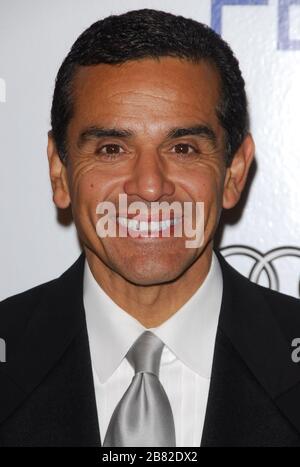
83, 251, 223, 383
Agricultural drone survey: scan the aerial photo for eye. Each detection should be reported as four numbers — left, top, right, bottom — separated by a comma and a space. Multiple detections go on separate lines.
96, 144, 125, 158
171, 143, 199, 156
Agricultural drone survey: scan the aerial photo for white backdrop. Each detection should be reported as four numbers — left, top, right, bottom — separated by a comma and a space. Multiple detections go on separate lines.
0, 0, 299, 300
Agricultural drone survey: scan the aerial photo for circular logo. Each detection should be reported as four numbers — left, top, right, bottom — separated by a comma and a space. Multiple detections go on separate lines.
220, 245, 300, 298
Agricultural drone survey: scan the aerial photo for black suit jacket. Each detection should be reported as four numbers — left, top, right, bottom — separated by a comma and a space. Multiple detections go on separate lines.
0, 250, 300, 447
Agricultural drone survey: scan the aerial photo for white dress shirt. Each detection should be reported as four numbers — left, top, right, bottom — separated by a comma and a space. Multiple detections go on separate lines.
83, 251, 223, 447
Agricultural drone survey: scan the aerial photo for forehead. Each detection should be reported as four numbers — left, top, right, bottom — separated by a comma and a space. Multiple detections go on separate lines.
70, 57, 221, 132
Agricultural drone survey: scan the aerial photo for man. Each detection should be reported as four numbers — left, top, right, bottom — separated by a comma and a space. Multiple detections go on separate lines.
0, 8, 300, 447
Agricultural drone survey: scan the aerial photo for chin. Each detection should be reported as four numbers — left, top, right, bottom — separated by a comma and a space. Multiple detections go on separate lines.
120, 270, 180, 287
115, 256, 191, 286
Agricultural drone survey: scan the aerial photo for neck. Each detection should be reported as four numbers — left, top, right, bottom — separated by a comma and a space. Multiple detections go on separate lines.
84, 244, 213, 328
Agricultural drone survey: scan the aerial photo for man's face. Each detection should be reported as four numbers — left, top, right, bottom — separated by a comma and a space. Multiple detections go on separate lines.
49, 57, 253, 285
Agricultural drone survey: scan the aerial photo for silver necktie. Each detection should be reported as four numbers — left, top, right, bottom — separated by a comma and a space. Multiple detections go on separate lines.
103, 331, 176, 447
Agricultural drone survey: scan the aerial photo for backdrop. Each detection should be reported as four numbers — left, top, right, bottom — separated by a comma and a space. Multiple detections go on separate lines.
1, 0, 299, 300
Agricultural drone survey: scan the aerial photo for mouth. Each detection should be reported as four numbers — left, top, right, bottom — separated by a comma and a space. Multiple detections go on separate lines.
116, 216, 182, 236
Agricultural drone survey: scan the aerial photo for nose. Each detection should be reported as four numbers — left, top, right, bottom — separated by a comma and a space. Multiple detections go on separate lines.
123, 149, 175, 202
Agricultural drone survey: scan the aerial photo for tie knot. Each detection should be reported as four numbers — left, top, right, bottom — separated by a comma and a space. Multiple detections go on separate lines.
126, 331, 164, 376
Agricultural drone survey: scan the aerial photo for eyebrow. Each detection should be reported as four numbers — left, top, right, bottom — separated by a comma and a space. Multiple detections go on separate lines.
77, 124, 217, 146
78, 127, 132, 145
166, 125, 217, 143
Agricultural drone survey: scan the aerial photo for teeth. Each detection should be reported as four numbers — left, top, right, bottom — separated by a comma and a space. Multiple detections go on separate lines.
117, 217, 180, 232
139, 221, 149, 231
117, 217, 128, 228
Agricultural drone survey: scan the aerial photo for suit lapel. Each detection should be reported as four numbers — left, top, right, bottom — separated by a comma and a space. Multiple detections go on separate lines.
201, 250, 300, 446
0, 253, 101, 446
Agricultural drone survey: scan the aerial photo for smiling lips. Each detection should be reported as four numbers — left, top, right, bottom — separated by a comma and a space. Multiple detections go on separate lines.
117, 216, 182, 234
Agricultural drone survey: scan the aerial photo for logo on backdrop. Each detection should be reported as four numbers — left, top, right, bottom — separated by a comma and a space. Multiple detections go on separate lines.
220, 245, 300, 297
211, 0, 300, 50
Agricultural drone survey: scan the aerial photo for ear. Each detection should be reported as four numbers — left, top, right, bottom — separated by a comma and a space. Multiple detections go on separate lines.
47, 131, 71, 209
222, 133, 255, 209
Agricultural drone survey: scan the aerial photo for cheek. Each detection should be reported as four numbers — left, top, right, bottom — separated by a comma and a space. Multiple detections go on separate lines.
181, 171, 224, 232
68, 162, 117, 212
183, 171, 223, 205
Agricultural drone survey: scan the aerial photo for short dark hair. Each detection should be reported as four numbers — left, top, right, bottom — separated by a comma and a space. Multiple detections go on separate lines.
51, 8, 249, 166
